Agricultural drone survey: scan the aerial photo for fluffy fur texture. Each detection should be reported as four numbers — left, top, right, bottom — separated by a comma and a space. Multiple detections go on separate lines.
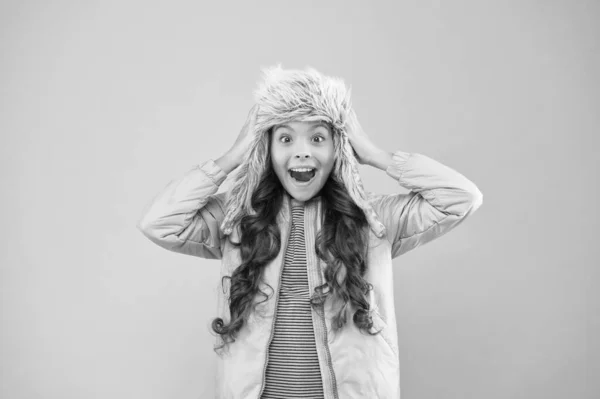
220, 64, 386, 239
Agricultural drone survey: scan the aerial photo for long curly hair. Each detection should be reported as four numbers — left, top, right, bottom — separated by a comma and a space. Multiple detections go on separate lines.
211, 130, 381, 353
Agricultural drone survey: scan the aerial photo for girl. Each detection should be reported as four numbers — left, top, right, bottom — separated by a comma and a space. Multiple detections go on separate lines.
137, 65, 483, 399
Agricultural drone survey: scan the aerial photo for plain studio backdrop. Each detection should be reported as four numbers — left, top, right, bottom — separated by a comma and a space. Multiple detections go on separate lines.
1, 1, 598, 398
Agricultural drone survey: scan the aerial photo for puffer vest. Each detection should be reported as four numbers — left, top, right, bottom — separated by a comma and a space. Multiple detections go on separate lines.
136, 151, 483, 398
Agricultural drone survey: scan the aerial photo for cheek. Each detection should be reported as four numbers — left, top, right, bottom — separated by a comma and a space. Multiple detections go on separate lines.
319, 145, 336, 169
270, 146, 286, 172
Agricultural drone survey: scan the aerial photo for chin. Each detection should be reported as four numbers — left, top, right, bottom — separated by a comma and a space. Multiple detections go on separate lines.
287, 190, 318, 202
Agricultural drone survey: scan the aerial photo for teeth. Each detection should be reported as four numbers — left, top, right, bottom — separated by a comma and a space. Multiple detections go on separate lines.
289, 168, 315, 172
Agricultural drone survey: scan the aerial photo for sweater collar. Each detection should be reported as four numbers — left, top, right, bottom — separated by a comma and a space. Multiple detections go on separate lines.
281, 191, 322, 223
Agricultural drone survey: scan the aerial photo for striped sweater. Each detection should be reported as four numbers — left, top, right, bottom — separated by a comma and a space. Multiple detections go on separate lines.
261, 199, 325, 398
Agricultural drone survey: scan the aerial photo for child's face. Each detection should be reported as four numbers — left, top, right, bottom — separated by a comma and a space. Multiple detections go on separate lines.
270, 120, 335, 202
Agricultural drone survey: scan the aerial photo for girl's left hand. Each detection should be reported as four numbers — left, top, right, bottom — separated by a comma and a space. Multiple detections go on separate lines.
345, 109, 382, 166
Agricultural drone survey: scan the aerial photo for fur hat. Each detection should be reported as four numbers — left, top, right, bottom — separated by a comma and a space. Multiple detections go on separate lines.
219, 64, 386, 238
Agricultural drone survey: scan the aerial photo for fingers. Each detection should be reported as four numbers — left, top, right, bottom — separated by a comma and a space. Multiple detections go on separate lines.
244, 105, 260, 131
346, 109, 359, 132
247, 103, 257, 116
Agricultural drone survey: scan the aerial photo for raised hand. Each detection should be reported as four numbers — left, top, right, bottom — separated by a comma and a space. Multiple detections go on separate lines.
345, 109, 382, 166
216, 105, 260, 173
229, 104, 260, 159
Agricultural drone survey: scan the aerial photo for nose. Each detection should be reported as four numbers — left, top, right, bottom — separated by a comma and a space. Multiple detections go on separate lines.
293, 140, 312, 159
295, 152, 311, 159
294, 143, 310, 159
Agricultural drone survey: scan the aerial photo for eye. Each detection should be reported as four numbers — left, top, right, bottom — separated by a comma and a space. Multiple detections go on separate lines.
279, 135, 291, 143
313, 135, 326, 143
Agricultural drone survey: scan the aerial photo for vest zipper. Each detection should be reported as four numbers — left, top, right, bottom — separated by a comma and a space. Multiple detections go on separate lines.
312, 199, 339, 398
317, 257, 339, 399
256, 203, 292, 399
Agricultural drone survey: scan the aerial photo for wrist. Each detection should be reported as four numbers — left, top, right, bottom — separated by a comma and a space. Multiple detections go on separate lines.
367, 149, 394, 171
215, 151, 241, 174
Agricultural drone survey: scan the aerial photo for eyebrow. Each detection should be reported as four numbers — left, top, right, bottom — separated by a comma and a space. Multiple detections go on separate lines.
274, 122, 330, 132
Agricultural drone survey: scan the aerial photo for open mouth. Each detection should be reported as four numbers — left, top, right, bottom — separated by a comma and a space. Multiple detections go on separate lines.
288, 167, 316, 183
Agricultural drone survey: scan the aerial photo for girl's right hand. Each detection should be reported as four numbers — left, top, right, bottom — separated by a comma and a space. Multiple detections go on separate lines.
228, 104, 259, 160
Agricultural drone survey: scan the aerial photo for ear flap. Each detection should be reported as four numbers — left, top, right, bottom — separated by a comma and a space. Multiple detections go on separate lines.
220, 125, 271, 235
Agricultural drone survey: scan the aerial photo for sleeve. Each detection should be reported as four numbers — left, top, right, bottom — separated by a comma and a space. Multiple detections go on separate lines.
136, 159, 229, 259
369, 151, 483, 259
